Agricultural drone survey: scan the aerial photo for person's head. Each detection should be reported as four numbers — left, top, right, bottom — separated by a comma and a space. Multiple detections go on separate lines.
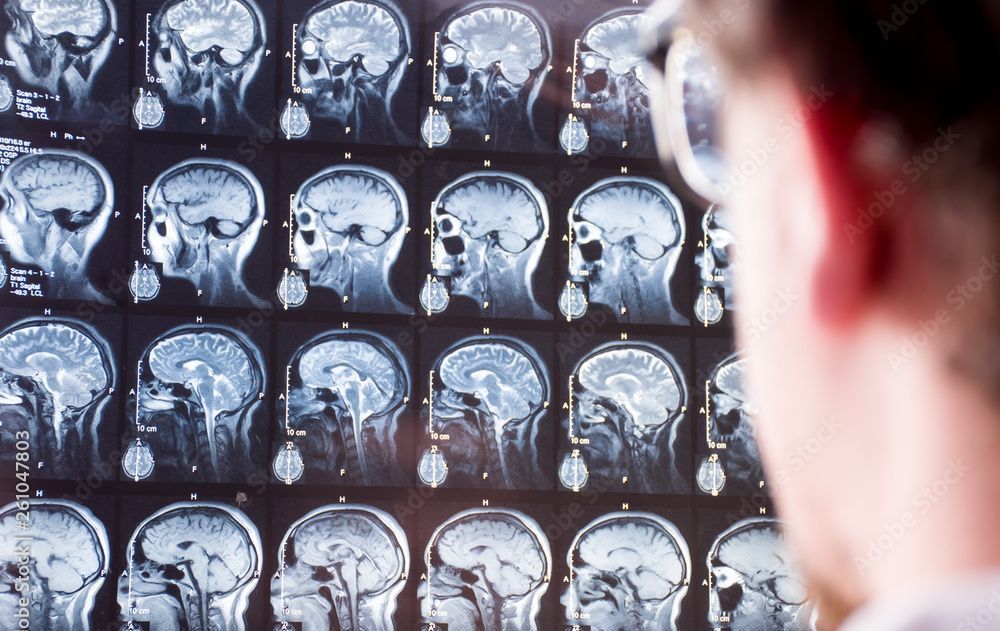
648, 0, 1000, 624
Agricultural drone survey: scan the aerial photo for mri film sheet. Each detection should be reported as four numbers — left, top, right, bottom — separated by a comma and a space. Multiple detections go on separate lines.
0, 309, 122, 481
130, 0, 276, 136
128, 144, 274, 308
0, 133, 129, 304
0, 0, 130, 125
120, 316, 269, 484
276, 151, 417, 314
271, 321, 416, 487
278, 0, 420, 145
419, 0, 558, 153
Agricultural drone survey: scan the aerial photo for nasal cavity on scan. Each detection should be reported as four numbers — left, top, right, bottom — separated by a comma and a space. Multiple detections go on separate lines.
585, 69, 609, 92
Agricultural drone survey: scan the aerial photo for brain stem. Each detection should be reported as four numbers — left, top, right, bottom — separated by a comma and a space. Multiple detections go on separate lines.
331, 559, 360, 630
470, 565, 503, 630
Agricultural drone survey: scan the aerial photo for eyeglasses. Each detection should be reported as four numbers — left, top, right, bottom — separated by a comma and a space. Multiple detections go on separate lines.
641, 0, 730, 209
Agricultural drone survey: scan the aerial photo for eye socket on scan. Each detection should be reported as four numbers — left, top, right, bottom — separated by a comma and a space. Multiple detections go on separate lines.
435, 211, 462, 237
573, 220, 602, 244
441, 43, 465, 66
301, 37, 319, 56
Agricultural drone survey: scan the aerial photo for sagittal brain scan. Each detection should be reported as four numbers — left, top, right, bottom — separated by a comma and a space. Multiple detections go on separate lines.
559, 9, 656, 157
124, 325, 265, 483
282, 0, 412, 143
419, 336, 551, 490
696, 205, 737, 326
0, 150, 114, 302
0, 318, 115, 479
0, 499, 109, 631
419, 508, 551, 630
420, 171, 550, 319
559, 176, 687, 324
560, 341, 687, 494
697, 354, 764, 497
274, 331, 410, 486
421, 2, 552, 151
143, 158, 267, 307
563, 512, 690, 630
135, 0, 267, 132
118, 502, 262, 631
272, 505, 409, 630
708, 518, 815, 631
1, 0, 119, 121
287, 165, 409, 313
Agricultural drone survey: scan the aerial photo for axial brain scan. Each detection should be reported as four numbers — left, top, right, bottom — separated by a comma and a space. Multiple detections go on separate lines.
421, 171, 549, 319
708, 518, 815, 631
421, 336, 550, 490
0, 318, 114, 479
146, 158, 267, 307
560, 176, 686, 324
0, 499, 109, 631
0, 150, 115, 302
420, 508, 551, 630
292, 165, 409, 313
126, 325, 265, 482
276, 331, 410, 485
563, 512, 690, 630
149, 0, 266, 131
294, 0, 411, 143
118, 502, 262, 631
561, 342, 687, 494
272, 504, 409, 631
422, 2, 551, 150
2, 0, 117, 116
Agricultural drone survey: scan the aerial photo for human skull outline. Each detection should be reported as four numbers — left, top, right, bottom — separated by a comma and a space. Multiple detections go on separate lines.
282, 330, 409, 485
0, 317, 115, 479
151, 0, 266, 131
297, 0, 410, 142
117, 501, 262, 631
131, 324, 265, 482
428, 1, 552, 149
427, 335, 549, 489
0, 498, 109, 631
272, 504, 409, 631
146, 157, 267, 307
3, 0, 117, 113
708, 517, 815, 631
568, 341, 687, 493
562, 176, 686, 324
426, 171, 549, 319
563, 511, 690, 630
0, 149, 115, 303
292, 164, 409, 314
420, 507, 552, 630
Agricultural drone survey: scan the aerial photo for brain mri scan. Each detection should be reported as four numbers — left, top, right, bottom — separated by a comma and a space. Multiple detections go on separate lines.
563, 512, 690, 630
708, 518, 816, 631
0, 318, 115, 479
2, 0, 118, 118
559, 176, 686, 324
560, 341, 687, 494
421, 2, 552, 150
272, 505, 409, 630
559, 9, 655, 157
0, 150, 115, 302
274, 331, 410, 486
290, 165, 409, 313
145, 158, 267, 307
139, 0, 266, 131
0, 499, 109, 631
124, 325, 265, 483
118, 502, 262, 631
420, 172, 550, 319
697, 354, 764, 496
420, 336, 551, 490
420, 508, 551, 630
696, 205, 736, 325
287, 0, 411, 143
